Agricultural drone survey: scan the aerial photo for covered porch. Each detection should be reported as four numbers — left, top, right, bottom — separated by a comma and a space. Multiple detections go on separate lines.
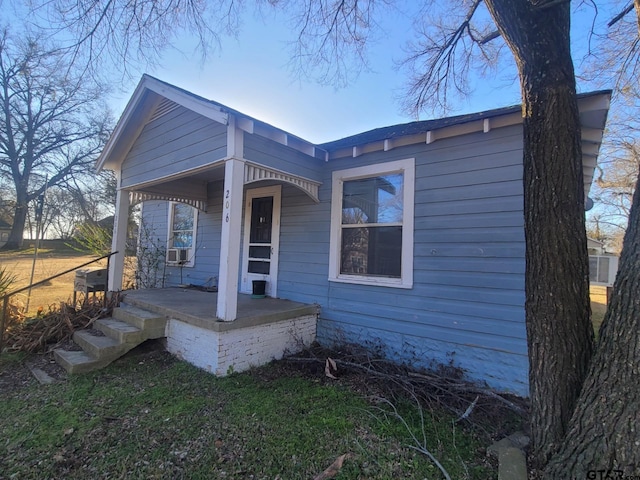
101, 75, 325, 323
123, 288, 319, 375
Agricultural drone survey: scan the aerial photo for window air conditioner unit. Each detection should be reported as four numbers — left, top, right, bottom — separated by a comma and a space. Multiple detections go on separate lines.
167, 248, 190, 264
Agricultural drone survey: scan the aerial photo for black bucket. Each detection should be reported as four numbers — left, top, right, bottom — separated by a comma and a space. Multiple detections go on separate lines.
252, 280, 267, 298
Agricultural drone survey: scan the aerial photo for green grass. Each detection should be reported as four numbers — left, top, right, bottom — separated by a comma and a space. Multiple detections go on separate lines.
0, 352, 494, 479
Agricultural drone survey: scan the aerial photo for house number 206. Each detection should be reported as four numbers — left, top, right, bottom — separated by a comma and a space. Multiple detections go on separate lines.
225, 190, 230, 222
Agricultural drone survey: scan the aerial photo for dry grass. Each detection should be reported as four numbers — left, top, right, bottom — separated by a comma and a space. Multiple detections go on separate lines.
0, 245, 107, 315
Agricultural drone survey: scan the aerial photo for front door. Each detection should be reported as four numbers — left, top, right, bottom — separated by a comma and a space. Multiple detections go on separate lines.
241, 185, 281, 297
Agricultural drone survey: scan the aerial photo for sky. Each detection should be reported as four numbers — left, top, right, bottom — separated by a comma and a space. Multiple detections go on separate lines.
101, 1, 619, 146
7, 0, 624, 146
107, 3, 528, 145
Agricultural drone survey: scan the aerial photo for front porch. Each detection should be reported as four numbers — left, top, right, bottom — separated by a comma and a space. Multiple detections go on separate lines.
56, 288, 318, 375
124, 288, 319, 375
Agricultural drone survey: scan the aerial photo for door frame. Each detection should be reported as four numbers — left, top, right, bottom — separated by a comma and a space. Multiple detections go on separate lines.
240, 185, 282, 297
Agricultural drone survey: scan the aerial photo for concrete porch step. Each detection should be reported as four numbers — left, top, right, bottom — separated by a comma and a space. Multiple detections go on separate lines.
54, 302, 168, 375
54, 349, 111, 374
95, 318, 144, 344
73, 330, 131, 359
113, 304, 167, 339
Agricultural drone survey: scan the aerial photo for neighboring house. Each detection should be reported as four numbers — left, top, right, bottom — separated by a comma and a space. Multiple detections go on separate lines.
0, 219, 11, 248
98, 75, 610, 395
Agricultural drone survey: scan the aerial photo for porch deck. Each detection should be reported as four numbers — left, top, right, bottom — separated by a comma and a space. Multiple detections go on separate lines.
121, 288, 319, 376
122, 288, 319, 331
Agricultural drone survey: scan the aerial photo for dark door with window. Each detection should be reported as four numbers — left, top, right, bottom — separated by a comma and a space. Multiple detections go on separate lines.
242, 186, 281, 296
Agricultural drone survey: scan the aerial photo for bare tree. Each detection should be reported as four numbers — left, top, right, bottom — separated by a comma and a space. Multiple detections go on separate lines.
0, 29, 112, 249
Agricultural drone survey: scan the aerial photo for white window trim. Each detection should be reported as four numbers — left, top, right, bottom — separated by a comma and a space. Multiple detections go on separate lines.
329, 158, 415, 288
166, 201, 198, 267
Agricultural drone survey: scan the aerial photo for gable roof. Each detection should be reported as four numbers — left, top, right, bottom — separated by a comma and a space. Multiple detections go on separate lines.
98, 75, 610, 200
97, 75, 323, 171
0, 219, 11, 229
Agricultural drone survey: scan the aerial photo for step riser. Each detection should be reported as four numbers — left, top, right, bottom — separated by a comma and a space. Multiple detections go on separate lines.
54, 350, 111, 374
95, 319, 144, 344
73, 331, 130, 359
113, 307, 167, 337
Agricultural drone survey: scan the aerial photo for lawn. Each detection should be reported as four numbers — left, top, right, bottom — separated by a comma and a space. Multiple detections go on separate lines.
0, 348, 498, 479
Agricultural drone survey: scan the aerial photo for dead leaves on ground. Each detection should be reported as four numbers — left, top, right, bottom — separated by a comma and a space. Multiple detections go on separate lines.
325, 357, 338, 379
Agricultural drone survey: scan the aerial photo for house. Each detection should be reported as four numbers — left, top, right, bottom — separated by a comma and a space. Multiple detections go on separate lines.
587, 237, 606, 255
95, 75, 610, 395
0, 219, 11, 248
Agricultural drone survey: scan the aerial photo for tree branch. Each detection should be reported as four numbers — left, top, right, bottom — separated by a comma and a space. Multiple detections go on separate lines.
608, 2, 634, 27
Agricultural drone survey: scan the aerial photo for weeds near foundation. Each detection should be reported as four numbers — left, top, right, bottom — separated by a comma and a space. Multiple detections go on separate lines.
285, 343, 528, 446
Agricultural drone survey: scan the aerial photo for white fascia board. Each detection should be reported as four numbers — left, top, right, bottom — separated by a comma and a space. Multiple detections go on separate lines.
577, 92, 611, 113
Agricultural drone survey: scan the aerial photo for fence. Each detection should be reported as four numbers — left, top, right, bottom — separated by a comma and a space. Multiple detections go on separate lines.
0, 252, 118, 352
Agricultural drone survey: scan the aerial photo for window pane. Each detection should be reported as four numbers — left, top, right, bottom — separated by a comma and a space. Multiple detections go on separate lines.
173, 204, 194, 230
342, 173, 403, 225
249, 246, 271, 259
172, 232, 193, 248
250, 197, 273, 243
597, 257, 610, 283
589, 257, 598, 282
340, 226, 402, 277
248, 260, 270, 274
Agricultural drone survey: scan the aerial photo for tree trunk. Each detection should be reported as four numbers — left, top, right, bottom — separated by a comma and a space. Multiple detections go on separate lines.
484, 0, 594, 466
545, 166, 640, 478
2, 202, 27, 250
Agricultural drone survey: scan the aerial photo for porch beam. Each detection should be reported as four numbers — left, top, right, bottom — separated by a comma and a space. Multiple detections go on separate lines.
109, 178, 129, 291
217, 158, 245, 321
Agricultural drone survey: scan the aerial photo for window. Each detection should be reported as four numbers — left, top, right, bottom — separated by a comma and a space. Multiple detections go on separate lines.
329, 158, 414, 288
167, 202, 197, 266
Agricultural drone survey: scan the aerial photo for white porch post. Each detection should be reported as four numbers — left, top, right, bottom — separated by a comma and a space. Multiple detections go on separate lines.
216, 157, 245, 321
109, 181, 129, 291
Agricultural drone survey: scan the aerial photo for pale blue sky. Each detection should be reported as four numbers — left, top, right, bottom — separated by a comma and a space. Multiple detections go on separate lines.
103, 2, 617, 144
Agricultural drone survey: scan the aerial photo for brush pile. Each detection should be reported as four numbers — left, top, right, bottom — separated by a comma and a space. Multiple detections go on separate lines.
285, 342, 528, 434
2, 295, 119, 353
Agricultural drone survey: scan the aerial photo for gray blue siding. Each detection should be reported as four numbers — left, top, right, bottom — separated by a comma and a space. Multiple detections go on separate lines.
243, 133, 325, 183
139, 122, 528, 395
276, 125, 528, 394
121, 107, 227, 188
140, 181, 223, 288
